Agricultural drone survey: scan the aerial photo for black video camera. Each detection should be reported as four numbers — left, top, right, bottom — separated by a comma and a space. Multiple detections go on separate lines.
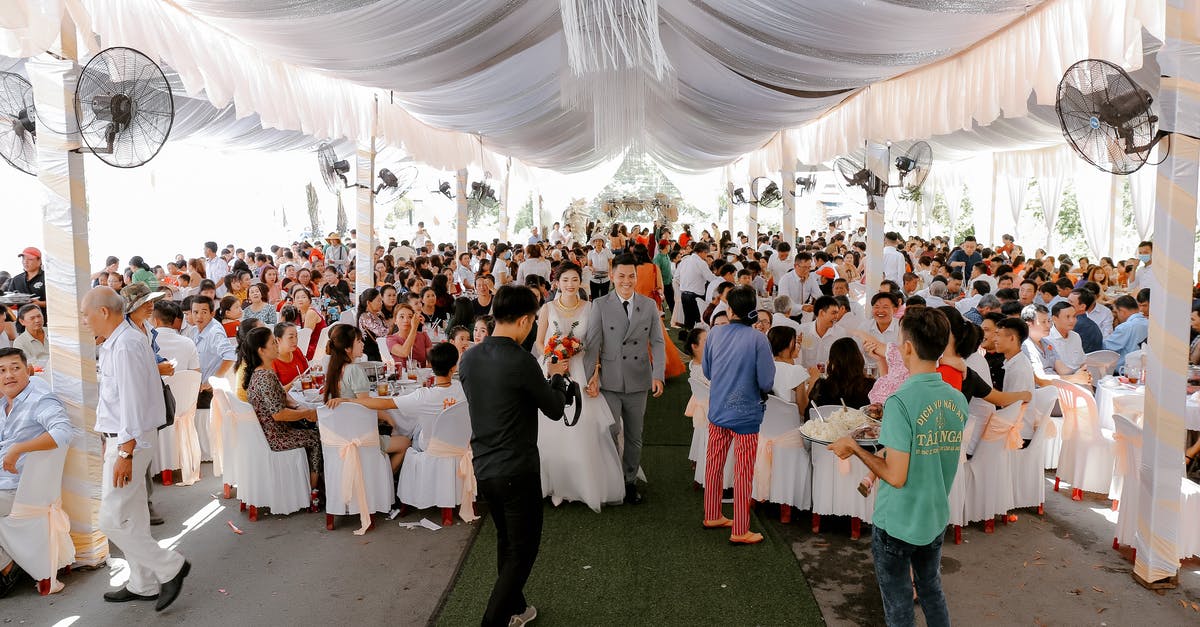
548, 357, 582, 427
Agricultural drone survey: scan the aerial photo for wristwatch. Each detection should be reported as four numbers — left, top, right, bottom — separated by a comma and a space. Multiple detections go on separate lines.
118, 449, 132, 459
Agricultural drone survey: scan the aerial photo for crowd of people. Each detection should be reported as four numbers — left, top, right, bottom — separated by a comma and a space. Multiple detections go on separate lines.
0, 216, 1191, 625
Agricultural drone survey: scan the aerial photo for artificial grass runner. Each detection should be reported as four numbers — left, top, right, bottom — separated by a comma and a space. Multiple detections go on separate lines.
436, 373, 824, 625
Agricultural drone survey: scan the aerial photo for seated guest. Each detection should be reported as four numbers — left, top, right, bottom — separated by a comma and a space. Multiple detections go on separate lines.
752, 309, 773, 334
0, 347, 81, 596
1103, 295, 1148, 370
152, 300, 200, 377
242, 283, 277, 324
270, 323, 309, 388
1048, 302, 1087, 375
217, 295, 243, 338
356, 288, 389, 362
1067, 289, 1104, 353
994, 317, 1037, 440
1191, 304, 1200, 366
448, 325, 472, 355
805, 338, 875, 419
980, 312, 1008, 388
771, 295, 802, 333
685, 328, 707, 378
387, 303, 433, 366
799, 296, 847, 369
241, 327, 322, 507
328, 342, 464, 471
768, 326, 818, 411
11, 304, 48, 366
231, 318, 265, 401
472, 316, 495, 345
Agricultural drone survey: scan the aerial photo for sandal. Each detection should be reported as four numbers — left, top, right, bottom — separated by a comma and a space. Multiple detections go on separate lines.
729, 531, 763, 545
702, 517, 733, 529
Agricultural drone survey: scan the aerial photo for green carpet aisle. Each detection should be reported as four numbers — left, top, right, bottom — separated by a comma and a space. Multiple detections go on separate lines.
435, 362, 824, 625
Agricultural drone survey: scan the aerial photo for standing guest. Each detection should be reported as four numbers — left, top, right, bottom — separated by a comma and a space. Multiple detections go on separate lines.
82, 287, 191, 611
829, 307, 966, 627
270, 323, 309, 388
129, 256, 159, 290
676, 243, 719, 329
515, 245, 552, 285
152, 301, 200, 375
700, 285, 775, 544
777, 253, 823, 315
0, 347, 81, 597
460, 285, 569, 627
203, 241, 227, 285
587, 236, 614, 300
12, 304, 48, 366
242, 284, 278, 324
189, 295, 236, 413
323, 232, 350, 274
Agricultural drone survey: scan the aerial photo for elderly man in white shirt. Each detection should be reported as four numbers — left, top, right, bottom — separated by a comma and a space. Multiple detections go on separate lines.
770, 295, 803, 333
82, 287, 190, 611
1047, 301, 1087, 375
676, 243, 719, 328
777, 253, 823, 315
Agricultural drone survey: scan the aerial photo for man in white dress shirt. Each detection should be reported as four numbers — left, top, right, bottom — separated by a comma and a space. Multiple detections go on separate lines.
82, 287, 190, 611
855, 292, 901, 367
766, 242, 792, 284
777, 252, 822, 315
1082, 288, 1114, 336
202, 241, 227, 285
152, 301, 200, 373
881, 232, 906, 284
1047, 302, 1087, 375
799, 296, 847, 369
994, 317, 1037, 443
676, 243, 718, 329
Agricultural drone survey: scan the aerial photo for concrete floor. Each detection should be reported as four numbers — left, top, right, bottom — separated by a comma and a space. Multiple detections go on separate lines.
779, 476, 1200, 626
3, 464, 476, 626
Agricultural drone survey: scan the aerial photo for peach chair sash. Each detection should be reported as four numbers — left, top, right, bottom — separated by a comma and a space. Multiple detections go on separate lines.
982, 403, 1025, 450
8, 500, 71, 594
320, 430, 380, 535
176, 406, 203, 485
425, 438, 478, 523
752, 429, 807, 500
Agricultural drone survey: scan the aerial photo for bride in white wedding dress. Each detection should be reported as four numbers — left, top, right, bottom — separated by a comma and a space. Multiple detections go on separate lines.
534, 262, 626, 511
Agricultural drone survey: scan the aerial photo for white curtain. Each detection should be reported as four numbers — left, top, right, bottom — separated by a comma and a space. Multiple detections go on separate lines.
1127, 164, 1156, 240
1075, 166, 1118, 259
1004, 175, 1028, 243
1036, 176, 1066, 250
964, 158, 994, 245
942, 181, 965, 236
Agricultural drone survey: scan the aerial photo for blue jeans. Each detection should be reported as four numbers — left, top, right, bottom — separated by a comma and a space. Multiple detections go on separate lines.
871, 527, 951, 627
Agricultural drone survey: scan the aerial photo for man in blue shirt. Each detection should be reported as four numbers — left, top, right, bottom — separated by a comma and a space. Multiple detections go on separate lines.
0, 347, 81, 596
1068, 289, 1104, 353
947, 236, 982, 275
701, 285, 775, 545
1103, 295, 1148, 370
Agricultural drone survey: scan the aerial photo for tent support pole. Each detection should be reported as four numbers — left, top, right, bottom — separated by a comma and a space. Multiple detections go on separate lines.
32, 13, 107, 566
1135, 0, 1199, 587
456, 169, 469, 253
781, 134, 797, 245
354, 98, 377, 303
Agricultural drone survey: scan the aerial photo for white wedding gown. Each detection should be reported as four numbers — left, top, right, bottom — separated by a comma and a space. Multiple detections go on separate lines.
537, 300, 626, 511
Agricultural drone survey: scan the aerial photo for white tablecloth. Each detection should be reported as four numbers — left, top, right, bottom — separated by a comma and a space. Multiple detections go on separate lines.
1094, 379, 1200, 431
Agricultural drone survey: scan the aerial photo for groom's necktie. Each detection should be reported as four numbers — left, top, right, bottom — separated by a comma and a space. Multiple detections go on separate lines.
622, 300, 630, 317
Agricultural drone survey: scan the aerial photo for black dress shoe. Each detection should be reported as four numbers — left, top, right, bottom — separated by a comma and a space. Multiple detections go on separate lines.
0, 563, 24, 598
149, 505, 165, 526
624, 483, 644, 505
103, 587, 158, 602
155, 560, 190, 612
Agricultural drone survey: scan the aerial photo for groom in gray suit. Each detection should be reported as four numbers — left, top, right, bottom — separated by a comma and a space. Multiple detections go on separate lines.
584, 254, 665, 504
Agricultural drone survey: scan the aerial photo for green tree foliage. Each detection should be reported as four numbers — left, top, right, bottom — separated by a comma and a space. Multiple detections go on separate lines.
928, 185, 974, 242
382, 197, 416, 230
513, 194, 534, 233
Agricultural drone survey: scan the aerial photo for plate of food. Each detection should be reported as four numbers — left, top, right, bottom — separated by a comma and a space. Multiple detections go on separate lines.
799, 405, 880, 446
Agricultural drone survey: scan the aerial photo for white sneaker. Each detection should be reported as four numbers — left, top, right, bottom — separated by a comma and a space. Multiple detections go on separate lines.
508, 605, 537, 626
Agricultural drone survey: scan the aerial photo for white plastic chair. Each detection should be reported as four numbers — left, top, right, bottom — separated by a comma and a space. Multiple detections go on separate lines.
1111, 413, 1142, 550
0, 446, 74, 595
397, 401, 475, 526
319, 403, 393, 533
312, 326, 332, 362
1083, 350, 1120, 382
686, 375, 709, 464
297, 327, 314, 358
691, 379, 734, 488
962, 400, 1020, 526
153, 370, 202, 486
338, 309, 357, 328
752, 395, 811, 517
231, 393, 311, 519
1052, 380, 1115, 500
207, 377, 236, 489
1011, 387, 1060, 514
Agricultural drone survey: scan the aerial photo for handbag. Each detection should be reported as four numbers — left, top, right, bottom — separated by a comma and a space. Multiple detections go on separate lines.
159, 379, 176, 430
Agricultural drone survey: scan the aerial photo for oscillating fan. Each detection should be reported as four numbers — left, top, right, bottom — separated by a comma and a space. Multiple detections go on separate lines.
793, 175, 816, 197
433, 180, 454, 199
751, 177, 782, 208
1056, 58, 1166, 175
469, 180, 499, 208
75, 47, 174, 168
894, 141, 932, 200
316, 142, 351, 193
374, 165, 418, 204
834, 156, 871, 206
0, 72, 36, 175
728, 187, 747, 205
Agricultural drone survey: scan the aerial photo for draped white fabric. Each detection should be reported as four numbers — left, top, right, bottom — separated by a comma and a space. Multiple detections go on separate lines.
1128, 164, 1157, 240
1004, 175, 1029, 243
2, 0, 1163, 177
1036, 176, 1067, 250
1075, 167, 1119, 259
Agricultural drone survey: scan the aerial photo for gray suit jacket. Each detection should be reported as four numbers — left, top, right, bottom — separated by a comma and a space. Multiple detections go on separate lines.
584, 292, 666, 393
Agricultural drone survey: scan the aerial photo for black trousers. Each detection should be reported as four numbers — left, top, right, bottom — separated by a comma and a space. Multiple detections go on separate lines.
478, 472, 543, 627
196, 388, 213, 410
663, 284, 675, 318
681, 291, 704, 328
589, 280, 610, 300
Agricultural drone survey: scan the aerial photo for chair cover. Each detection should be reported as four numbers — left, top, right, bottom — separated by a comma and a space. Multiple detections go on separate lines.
296, 327, 313, 358
376, 337, 395, 367
397, 402, 477, 521
339, 310, 357, 328
312, 327, 332, 363
0, 447, 74, 592
1111, 413, 1142, 548
963, 401, 1022, 523
155, 371, 202, 485
319, 404, 393, 534
1044, 415, 1064, 470
1053, 380, 1115, 495
810, 444, 874, 522
1012, 387, 1060, 511
1083, 350, 1120, 381
691, 379, 734, 487
752, 395, 811, 510
1180, 479, 1200, 559
232, 396, 311, 515
207, 377, 235, 479
685, 375, 709, 463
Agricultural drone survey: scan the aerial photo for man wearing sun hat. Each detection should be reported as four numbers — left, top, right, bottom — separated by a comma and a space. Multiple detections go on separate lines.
8, 247, 47, 328
323, 232, 349, 274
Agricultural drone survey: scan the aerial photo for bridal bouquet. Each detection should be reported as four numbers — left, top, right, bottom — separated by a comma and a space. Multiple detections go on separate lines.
544, 321, 583, 362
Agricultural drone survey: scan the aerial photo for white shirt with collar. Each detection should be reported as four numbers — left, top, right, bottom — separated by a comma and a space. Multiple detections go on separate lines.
882, 246, 905, 283
616, 293, 635, 320
771, 312, 802, 333
777, 270, 822, 313
205, 256, 228, 283
193, 320, 236, 382
1087, 304, 1115, 336
155, 326, 201, 372
1001, 350, 1037, 438
766, 253, 791, 281
677, 253, 718, 295
1048, 325, 1085, 373
798, 321, 847, 368
95, 321, 166, 448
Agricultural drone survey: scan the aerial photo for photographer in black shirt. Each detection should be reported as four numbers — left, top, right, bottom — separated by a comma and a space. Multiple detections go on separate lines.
459, 284, 569, 627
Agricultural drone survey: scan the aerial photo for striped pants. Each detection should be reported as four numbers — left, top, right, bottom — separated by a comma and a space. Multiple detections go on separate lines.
703, 424, 758, 536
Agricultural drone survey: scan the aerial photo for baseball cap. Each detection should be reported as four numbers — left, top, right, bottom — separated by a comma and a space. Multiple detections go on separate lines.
816, 267, 836, 280
18, 247, 41, 259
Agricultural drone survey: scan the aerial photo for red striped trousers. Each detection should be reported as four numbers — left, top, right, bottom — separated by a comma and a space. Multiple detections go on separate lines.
703, 423, 758, 536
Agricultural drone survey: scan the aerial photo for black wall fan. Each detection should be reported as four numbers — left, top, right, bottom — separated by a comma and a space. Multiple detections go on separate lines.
374, 165, 418, 204
835, 141, 933, 205
0, 72, 36, 175
318, 141, 418, 202
792, 175, 816, 197
75, 46, 174, 168
469, 180, 499, 209
317, 142, 352, 193
433, 180, 453, 199
1056, 58, 1167, 175
751, 177, 783, 208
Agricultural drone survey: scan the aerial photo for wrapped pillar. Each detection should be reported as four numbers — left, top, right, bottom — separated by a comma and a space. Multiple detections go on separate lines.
354, 99, 377, 303
456, 169, 469, 253
864, 143, 889, 294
